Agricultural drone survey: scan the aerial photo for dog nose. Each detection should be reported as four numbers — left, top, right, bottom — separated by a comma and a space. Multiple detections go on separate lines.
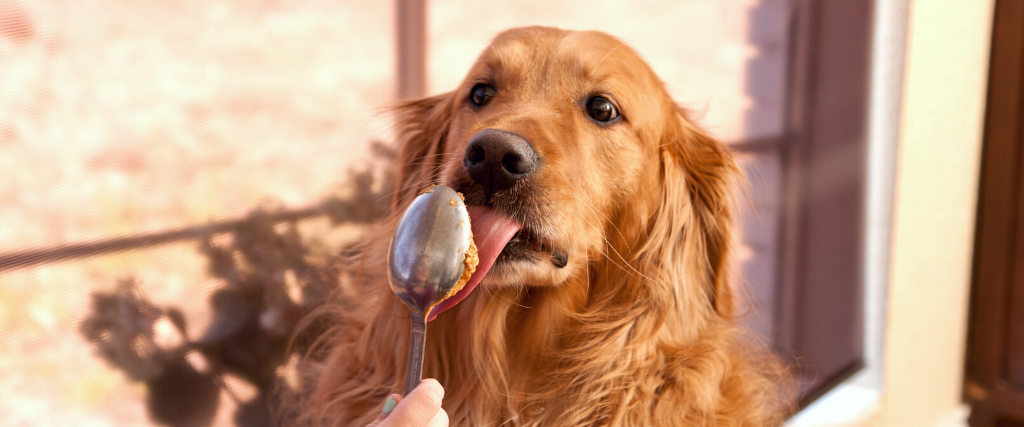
463, 129, 539, 191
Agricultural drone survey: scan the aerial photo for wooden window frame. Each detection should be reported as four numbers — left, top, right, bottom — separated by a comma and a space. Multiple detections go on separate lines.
965, 0, 1024, 425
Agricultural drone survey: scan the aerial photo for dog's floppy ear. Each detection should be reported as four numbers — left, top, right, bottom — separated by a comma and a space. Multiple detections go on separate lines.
391, 92, 455, 208
654, 109, 739, 317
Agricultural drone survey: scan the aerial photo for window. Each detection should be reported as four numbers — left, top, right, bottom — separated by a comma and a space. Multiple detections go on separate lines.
0, 0, 883, 423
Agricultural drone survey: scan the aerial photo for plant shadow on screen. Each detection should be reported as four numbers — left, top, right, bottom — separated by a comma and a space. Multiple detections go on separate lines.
79, 142, 396, 427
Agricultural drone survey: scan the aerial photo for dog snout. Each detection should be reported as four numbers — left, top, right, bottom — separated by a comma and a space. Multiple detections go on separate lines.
463, 129, 539, 192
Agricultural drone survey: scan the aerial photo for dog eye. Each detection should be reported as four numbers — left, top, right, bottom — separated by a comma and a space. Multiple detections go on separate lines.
470, 84, 496, 107
586, 96, 619, 122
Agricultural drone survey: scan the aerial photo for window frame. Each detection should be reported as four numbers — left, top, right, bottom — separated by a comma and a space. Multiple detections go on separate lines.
789, 0, 907, 423
774, 0, 873, 406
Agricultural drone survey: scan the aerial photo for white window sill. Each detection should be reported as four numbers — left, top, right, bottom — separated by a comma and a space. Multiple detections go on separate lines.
785, 381, 970, 427
786, 383, 880, 427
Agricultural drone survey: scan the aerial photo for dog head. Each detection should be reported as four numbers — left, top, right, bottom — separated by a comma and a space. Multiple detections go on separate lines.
304, 27, 789, 427
391, 26, 737, 319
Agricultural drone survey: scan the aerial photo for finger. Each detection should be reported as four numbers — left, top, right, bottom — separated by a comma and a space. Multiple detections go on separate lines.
425, 408, 449, 427
379, 379, 444, 427
366, 394, 402, 426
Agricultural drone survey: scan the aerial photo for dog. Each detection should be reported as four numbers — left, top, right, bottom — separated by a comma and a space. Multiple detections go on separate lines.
300, 26, 788, 426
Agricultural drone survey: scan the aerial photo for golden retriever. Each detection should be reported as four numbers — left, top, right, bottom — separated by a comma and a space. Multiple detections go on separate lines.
300, 26, 788, 426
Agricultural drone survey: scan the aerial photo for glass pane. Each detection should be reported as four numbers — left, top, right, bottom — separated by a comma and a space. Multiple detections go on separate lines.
0, 1, 393, 424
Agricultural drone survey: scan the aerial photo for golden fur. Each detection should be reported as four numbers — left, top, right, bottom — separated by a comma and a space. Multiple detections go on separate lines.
297, 27, 789, 426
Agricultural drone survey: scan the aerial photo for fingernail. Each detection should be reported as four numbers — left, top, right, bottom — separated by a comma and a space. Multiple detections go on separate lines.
382, 396, 397, 414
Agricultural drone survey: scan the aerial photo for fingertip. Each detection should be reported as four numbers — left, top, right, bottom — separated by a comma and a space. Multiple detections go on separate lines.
420, 378, 442, 391
418, 378, 445, 405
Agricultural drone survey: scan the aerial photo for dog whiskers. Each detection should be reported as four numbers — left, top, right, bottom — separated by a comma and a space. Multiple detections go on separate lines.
481, 283, 532, 310
566, 205, 659, 285
569, 192, 631, 255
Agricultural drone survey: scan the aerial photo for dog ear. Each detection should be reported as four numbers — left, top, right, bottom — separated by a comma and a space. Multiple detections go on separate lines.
657, 109, 739, 317
391, 92, 455, 208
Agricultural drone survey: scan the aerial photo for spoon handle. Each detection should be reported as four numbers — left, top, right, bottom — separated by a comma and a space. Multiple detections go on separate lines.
404, 312, 428, 395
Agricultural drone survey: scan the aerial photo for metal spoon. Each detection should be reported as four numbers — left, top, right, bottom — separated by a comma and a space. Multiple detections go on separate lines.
387, 185, 472, 395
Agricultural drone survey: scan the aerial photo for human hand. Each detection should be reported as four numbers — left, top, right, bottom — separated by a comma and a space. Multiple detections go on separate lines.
366, 379, 447, 427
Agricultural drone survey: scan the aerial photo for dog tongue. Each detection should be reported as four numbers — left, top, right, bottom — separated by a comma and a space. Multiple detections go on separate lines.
427, 206, 521, 321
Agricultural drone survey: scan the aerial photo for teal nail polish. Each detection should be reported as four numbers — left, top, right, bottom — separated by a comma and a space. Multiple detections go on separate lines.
382, 396, 397, 414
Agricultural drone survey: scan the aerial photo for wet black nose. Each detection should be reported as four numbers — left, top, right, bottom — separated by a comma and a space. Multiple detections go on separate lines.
463, 129, 539, 192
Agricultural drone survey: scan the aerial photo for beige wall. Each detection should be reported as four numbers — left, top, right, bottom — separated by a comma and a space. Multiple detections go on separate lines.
864, 1, 994, 426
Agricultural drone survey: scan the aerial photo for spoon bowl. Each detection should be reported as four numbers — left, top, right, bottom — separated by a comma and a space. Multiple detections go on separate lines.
388, 185, 472, 315
387, 185, 473, 395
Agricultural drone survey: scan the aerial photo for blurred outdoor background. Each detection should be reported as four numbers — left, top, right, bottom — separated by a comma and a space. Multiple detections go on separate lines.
0, 0, 1012, 426
1, 1, 393, 425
